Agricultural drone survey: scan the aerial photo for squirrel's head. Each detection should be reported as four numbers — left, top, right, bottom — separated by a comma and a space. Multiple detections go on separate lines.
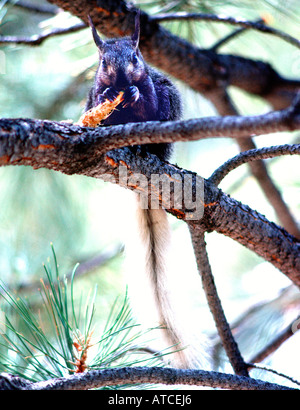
88, 13, 146, 90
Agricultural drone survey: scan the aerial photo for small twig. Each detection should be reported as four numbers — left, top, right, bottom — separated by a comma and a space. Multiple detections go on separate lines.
209, 144, 300, 186
249, 318, 300, 365
0, 22, 86, 46
152, 12, 300, 49
247, 362, 300, 387
188, 227, 249, 377
210, 26, 248, 52
210, 286, 300, 367
210, 19, 264, 52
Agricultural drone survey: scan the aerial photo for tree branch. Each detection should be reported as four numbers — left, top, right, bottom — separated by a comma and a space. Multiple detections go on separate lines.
0, 367, 296, 390
209, 144, 300, 186
46, 0, 300, 111
188, 227, 249, 376
1, 95, 299, 168
247, 363, 300, 387
152, 12, 300, 50
211, 286, 300, 368
106, 147, 300, 285
221, 90, 300, 238
0, 110, 299, 286
209, 19, 264, 52
249, 317, 300, 365
0, 23, 86, 46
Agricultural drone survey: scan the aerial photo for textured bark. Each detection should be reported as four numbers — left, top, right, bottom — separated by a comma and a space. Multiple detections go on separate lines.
0, 367, 295, 390
106, 148, 300, 285
47, 0, 300, 111
188, 228, 249, 377
1, 96, 299, 171
0, 116, 299, 286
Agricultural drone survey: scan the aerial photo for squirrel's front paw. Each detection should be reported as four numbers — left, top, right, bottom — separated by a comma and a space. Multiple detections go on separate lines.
122, 86, 139, 108
99, 87, 120, 103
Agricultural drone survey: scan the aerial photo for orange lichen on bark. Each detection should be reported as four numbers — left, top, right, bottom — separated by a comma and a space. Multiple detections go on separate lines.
0, 155, 11, 164
119, 160, 131, 169
77, 92, 124, 127
271, 254, 282, 263
34, 144, 56, 150
95, 7, 110, 16
105, 155, 119, 168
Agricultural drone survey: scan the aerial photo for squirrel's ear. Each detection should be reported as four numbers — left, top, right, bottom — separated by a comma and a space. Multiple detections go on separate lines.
131, 10, 140, 49
88, 15, 104, 50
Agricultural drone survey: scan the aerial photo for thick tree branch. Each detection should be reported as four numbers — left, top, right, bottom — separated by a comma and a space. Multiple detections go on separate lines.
47, 0, 300, 111
0, 108, 299, 286
0, 367, 296, 390
222, 90, 300, 238
106, 147, 300, 286
1, 95, 299, 170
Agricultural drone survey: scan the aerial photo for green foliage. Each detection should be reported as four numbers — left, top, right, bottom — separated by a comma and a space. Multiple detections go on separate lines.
0, 246, 167, 384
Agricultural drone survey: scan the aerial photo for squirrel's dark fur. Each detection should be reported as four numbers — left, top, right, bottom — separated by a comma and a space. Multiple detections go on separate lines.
85, 14, 182, 160
85, 15, 204, 369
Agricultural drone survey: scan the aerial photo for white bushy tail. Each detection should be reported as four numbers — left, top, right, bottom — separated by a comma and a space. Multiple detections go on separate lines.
124, 194, 210, 368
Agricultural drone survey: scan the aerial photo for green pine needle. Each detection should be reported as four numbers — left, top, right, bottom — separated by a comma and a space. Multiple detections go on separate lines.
0, 246, 169, 385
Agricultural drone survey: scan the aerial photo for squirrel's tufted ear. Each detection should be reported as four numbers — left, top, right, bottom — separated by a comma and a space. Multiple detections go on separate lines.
88, 15, 104, 50
131, 10, 140, 49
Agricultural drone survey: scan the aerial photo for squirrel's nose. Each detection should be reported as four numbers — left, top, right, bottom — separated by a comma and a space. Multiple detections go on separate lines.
115, 68, 129, 90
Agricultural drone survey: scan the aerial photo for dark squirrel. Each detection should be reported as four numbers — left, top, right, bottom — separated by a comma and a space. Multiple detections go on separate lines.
86, 14, 204, 369
85, 14, 182, 160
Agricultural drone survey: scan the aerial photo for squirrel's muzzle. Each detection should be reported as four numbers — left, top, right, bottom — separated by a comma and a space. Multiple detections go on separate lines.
115, 67, 130, 90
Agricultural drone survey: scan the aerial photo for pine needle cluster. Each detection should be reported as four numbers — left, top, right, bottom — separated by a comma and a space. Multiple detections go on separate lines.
0, 246, 168, 386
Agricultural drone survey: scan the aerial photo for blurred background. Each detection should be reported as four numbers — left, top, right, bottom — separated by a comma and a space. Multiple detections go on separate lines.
0, 0, 299, 387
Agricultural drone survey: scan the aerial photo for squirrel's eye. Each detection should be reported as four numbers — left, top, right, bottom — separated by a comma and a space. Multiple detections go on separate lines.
102, 58, 107, 70
132, 54, 138, 65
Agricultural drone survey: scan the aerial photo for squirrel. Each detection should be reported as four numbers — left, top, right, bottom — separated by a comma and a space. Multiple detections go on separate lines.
86, 14, 204, 368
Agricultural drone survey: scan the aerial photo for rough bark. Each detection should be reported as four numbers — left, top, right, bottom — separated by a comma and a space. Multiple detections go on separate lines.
0, 113, 299, 287
47, 0, 300, 112
0, 367, 295, 390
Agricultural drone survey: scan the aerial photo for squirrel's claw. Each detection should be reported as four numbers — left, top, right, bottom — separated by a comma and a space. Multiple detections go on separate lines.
122, 86, 139, 108
100, 87, 120, 103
